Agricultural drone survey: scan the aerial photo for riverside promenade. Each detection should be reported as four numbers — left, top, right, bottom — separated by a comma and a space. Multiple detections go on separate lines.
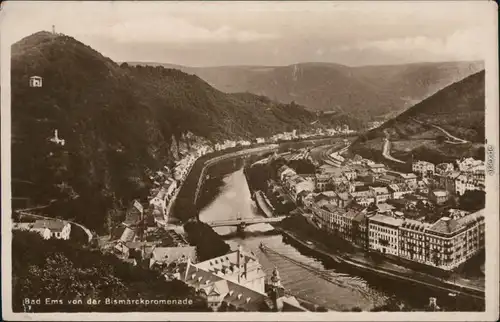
276, 227, 485, 301
254, 190, 275, 218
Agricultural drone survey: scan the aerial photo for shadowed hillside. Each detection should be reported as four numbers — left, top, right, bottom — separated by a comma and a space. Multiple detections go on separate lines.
129, 61, 484, 120
11, 31, 347, 232
351, 70, 485, 164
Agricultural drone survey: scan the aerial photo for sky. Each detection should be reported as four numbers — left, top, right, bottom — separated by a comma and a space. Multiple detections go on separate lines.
0, 1, 496, 67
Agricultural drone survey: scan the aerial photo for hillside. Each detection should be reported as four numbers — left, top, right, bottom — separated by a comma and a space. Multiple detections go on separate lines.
351, 70, 485, 164
11, 31, 347, 232
12, 230, 208, 312
129, 61, 484, 120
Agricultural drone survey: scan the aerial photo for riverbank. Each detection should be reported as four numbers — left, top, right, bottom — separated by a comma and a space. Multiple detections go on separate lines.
172, 143, 279, 222
254, 191, 275, 218
275, 224, 485, 309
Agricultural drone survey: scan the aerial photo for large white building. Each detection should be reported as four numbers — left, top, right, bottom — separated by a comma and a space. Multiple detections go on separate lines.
368, 214, 403, 256
412, 160, 435, 177
455, 172, 485, 196
194, 246, 266, 294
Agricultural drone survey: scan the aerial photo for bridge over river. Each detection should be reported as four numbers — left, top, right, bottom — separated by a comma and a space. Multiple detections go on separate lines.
206, 215, 286, 230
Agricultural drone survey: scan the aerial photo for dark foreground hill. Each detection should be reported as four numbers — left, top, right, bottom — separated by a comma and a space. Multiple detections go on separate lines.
350, 70, 485, 164
11, 31, 349, 232
12, 230, 208, 312
129, 61, 484, 120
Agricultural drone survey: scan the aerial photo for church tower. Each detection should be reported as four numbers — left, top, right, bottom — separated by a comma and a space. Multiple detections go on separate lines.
269, 266, 282, 289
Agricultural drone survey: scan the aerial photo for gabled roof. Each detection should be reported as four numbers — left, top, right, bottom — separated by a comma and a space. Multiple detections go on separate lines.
180, 264, 269, 311
445, 171, 461, 179
314, 191, 337, 201
120, 227, 136, 242
432, 190, 448, 197
456, 209, 484, 228
371, 186, 389, 194
336, 192, 351, 200
401, 219, 431, 232
343, 209, 360, 220
427, 217, 460, 235
376, 203, 395, 213
32, 219, 68, 232
353, 212, 367, 223
152, 246, 197, 263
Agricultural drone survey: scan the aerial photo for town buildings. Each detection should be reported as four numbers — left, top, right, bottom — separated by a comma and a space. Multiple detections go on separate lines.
179, 259, 270, 311
278, 149, 485, 272
429, 190, 449, 205
194, 246, 267, 294
412, 160, 435, 177
177, 246, 272, 311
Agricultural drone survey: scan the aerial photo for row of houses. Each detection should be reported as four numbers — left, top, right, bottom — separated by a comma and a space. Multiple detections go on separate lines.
311, 204, 484, 271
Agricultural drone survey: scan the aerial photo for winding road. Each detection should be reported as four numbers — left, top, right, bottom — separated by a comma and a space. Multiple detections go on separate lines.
410, 117, 469, 144
382, 129, 406, 164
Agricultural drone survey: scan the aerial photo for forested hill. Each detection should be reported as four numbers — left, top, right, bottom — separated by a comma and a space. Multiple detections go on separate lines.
11, 31, 349, 232
358, 70, 485, 143
351, 70, 485, 165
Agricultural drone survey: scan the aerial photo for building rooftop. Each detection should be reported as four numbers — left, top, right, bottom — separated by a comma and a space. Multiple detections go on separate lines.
378, 174, 399, 182
371, 186, 389, 194
180, 262, 269, 311
323, 204, 341, 213
32, 219, 68, 232
369, 213, 403, 227
456, 209, 484, 228
337, 192, 351, 201
413, 160, 434, 165
400, 173, 417, 179
151, 246, 197, 264
401, 219, 431, 232
343, 209, 360, 220
427, 217, 461, 235
350, 190, 374, 198
369, 163, 385, 168
445, 171, 462, 179
376, 203, 395, 213
432, 190, 448, 197
352, 212, 367, 223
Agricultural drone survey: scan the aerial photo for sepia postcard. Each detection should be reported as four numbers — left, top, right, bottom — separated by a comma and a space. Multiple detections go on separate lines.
1, 1, 498, 321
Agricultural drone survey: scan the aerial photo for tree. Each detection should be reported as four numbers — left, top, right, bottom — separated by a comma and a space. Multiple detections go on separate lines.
184, 221, 230, 261
12, 230, 208, 312
435, 135, 447, 144
459, 190, 485, 212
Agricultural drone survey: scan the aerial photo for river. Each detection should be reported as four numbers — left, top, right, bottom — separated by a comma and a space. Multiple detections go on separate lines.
198, 164, 401, 311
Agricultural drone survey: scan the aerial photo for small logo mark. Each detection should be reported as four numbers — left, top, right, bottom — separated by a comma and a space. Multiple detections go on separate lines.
486, 145, 495, 176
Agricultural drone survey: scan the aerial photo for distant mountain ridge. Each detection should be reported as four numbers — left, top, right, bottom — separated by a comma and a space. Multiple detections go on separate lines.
128, 60, 484, 120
